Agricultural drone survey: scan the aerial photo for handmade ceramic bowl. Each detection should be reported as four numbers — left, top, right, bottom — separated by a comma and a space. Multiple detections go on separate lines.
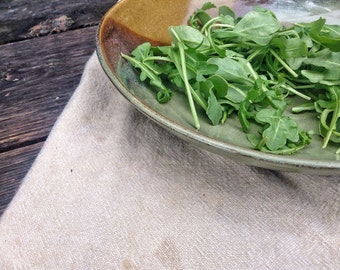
96, 0, 340, 174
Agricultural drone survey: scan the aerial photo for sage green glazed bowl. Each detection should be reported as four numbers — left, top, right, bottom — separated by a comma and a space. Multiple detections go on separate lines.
96, 0, 340, 175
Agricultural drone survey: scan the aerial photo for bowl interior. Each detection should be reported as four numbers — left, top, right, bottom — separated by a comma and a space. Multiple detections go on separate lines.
96, 0, 340, 174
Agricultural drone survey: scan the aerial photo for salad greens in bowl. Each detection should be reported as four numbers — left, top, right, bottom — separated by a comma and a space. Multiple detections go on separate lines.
96, 0, 340, 174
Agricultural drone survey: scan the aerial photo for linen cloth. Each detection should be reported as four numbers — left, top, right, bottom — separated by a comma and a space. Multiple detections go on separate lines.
0, 52, 339, 269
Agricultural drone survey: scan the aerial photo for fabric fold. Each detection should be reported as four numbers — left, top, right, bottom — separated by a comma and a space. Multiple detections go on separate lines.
0, 52, 339, 269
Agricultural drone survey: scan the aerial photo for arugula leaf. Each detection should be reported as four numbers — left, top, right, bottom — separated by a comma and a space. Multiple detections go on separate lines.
207, 57, 253, 85
327, 24, 340, 38
218, 5, 235, 18
207, 89, 224, 125
207, 75, 229, 99
121, 52, 172, 103
169, 25, 210, 49
271, 36, 308, 60
233, 9, 280, 45
309, 18, 340, 52
122, 3, 340, 154
255, 109, 300, 151
189, 2, 216, 29
302, 51, 340, 82
319, 86, 340, 147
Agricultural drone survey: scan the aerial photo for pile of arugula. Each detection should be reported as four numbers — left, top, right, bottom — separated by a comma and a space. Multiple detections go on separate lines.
122, 2, 340, 155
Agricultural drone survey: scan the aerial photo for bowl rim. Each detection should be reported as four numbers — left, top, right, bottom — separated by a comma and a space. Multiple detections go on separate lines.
96, 0, 340, 175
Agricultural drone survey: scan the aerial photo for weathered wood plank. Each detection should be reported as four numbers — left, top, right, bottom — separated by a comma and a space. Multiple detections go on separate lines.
0, 0, 117, 44
0, 142, 43, 215
0, 26, 98, 151
0, 0, 119, 217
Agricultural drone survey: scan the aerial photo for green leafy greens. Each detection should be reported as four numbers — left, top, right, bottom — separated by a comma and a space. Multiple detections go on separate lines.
122, 3, 340, 154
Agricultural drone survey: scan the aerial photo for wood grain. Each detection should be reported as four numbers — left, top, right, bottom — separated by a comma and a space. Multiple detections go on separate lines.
0, 25, 101, 214
0, 26, 98, 151
0, 142, 43, 215
0, 0, 119, 215
0, 0, 117, 44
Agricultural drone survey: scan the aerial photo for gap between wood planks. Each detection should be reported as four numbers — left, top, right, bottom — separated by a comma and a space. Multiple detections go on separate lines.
0, 26, 98, 152
0, 25, 99, 215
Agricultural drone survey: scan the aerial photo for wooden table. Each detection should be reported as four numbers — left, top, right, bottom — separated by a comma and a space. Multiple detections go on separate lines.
0, 0, 118, 216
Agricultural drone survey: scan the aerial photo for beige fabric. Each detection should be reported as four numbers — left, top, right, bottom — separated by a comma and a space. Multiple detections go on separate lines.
0, 53, 339, 269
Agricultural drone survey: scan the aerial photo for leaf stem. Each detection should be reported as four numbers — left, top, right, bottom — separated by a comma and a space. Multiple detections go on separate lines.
228, 83, 247, 98
269, 49, 299, 78
178, 43, 201, 129
200, 17, 233, 34
122, 54, 157, 80
323, 87, 340, 148
245, 61, 258, 80
169, 28, 201, 129
247, 48, 265, 62
143, 56, 172, 62
273, 83, 311, 100
292, 103, 315, 113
